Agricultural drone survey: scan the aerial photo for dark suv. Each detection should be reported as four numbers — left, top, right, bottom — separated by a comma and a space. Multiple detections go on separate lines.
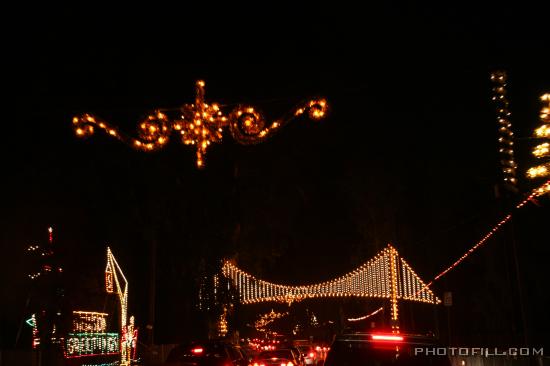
165, 340, 248, 366
324, 333, 451, 366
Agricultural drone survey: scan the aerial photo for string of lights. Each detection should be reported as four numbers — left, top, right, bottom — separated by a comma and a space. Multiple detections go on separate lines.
72, 80, 328, 168
527, 93, 550, 179
490, 71, 518, 188
419, 179, 550, 292
347, 307, 383, 322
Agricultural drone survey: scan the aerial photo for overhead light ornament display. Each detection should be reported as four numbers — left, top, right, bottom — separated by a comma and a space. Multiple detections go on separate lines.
527, 93, 550, 179
72, 80, 328, 168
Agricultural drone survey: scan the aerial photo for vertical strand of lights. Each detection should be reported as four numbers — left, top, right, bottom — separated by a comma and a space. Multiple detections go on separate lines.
384, 251, 390, 298
106, 248, 130, 366
388, 247, 399, 333
490, 71, 518, 188
527, 93, 550, 179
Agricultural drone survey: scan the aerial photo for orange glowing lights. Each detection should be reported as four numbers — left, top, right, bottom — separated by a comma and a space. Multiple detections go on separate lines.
72, 81, 328, 168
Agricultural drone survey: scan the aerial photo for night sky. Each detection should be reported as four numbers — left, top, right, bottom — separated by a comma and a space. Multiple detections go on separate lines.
2, 4, 549, 350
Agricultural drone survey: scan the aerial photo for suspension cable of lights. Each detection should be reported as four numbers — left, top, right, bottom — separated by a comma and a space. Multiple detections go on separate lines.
72, 80, 328, 168
490, 71, 518, 188
527, 93, 550, 179
416, 179, 550, 294
347, 307, 383, 322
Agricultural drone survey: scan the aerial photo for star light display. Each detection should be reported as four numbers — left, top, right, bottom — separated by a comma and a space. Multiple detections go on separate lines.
105, 247, 135, 366
72, 80, 328, 168
222, 245, 440, 332
490, 71, 518, 188
527, 93, 550, 179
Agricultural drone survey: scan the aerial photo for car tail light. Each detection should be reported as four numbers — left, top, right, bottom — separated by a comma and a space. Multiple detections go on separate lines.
371, 334, 404, 342
315, 346, 321, 351
309, 352, 315, 358
191, 347, 204, 354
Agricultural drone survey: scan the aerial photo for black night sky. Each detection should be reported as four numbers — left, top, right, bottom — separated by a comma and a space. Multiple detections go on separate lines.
1, 3, 549, 356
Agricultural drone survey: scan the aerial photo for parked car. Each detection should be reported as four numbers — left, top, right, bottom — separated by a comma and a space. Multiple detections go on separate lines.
164, 340, 248, 366
324, 332, 451, 366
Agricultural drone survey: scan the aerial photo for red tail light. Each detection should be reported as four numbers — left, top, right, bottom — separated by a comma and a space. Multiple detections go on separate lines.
309, 352, 315, 358
371, 334, 404, 342
192, 347, 204, 354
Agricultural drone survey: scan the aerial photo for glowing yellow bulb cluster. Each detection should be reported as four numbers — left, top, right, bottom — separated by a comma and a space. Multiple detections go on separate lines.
72, 81, 328, 168
527, 93, 550, 179
490, 71, 517, 186
221, 244, 440, 308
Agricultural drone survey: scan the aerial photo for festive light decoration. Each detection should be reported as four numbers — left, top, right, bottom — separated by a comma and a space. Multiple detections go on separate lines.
72, 80, 328, 168
222, 245, 439, 306
527, 93, 550, 179
222, 245, 439, 331
217, 307, 229, 338
347, 307, 383, 322
64, 333, 119, 358
417, 179, 550, 295
254, 309, 289, 334
121, 315, 138, 362
105, 247, 133, 366
490, 71, 517, 187
72, 311, 108, 333
27, 226, 62, 279
29, 313, 40, 349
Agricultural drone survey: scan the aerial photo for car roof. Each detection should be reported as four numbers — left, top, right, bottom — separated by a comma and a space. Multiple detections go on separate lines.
335, 333, 440, 345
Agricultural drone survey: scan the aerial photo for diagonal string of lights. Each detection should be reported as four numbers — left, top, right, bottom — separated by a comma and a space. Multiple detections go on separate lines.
347, 307, 383, 322
72, 80, 328, 168
419, 180, 550, 292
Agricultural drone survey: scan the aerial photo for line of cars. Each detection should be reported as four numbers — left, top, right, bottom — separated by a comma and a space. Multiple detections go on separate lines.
163, 340, 326, 366
164, 332, 450, 366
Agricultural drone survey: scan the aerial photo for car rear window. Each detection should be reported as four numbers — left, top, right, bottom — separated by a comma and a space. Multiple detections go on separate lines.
325, 340, 450, 366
